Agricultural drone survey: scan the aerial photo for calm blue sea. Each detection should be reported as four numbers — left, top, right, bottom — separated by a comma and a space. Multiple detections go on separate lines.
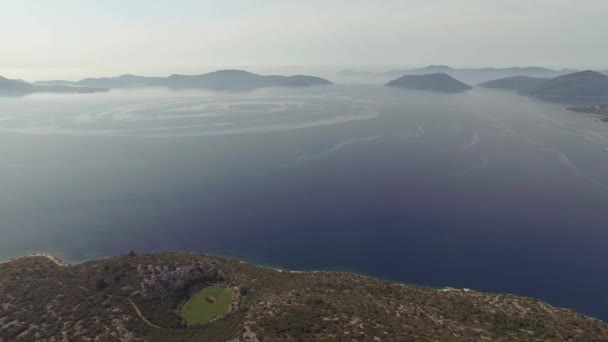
1, 85, 607, 321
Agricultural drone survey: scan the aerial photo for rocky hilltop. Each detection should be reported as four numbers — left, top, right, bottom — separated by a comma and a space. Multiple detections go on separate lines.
386, 73, 473, 93
1, 253, 607, 342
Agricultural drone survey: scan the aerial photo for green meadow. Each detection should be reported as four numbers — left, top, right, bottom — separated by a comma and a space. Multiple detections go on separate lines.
181, 286, 233, 324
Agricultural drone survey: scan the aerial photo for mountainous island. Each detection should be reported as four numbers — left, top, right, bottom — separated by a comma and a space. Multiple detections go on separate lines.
478, 76, 549, 91
76, 74, 166, 89
32, 80, 83, 86
339, 65, 578, 84
34, 70, 333, 91
386, 73, 473, 93
1, 253, 607, 342
0, 76, 107, 95
519, 70, 608, 100
479, 70, 608, 107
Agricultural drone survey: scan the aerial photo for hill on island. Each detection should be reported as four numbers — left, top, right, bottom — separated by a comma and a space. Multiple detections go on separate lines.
478, 76, 549, 91
1, 253, 607, 342
37, 70, 333, 91
33, 80, 80, 86
339, 65, 576, 84
386, 73, 473, 93
0, 76, 107, 95
0, 76, 36, 93
520, 70, 608, 99
163, 70, 332, 90
77, 74, 165, 88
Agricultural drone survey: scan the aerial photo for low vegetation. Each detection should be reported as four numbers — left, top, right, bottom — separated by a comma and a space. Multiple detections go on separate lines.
182, 286, 233, 324
1, 253, 607, 341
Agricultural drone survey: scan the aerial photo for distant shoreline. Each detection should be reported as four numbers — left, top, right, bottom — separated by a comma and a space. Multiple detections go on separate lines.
1, 252, 464, 294
565, 108, 608, 124
0, 253, 68, 267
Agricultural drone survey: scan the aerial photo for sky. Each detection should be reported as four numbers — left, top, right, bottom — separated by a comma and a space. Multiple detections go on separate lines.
1, 0, 607, 81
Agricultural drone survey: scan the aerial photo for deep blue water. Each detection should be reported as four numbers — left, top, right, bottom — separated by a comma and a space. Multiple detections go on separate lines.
1, 85, 607, 321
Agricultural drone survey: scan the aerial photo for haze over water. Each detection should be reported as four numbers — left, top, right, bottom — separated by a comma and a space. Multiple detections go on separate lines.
1, 85, 608, 320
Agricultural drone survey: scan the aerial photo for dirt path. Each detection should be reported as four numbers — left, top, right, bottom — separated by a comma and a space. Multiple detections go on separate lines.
124, 297, 166, 330
13, 256, 174, 331
56, 279, 168, 330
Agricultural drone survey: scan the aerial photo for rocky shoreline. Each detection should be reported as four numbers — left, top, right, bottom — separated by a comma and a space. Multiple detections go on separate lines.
0, 253, 68, 267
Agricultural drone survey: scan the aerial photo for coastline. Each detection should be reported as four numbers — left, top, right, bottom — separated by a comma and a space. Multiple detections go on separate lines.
3, 251, 607, 324
3, 252, 449, 292
3, 252, 606, 340
0, 253, 69, 267
565, 107, 608, 119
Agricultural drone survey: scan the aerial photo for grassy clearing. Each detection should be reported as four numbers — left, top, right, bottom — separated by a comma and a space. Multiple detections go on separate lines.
181, 286, 233, 324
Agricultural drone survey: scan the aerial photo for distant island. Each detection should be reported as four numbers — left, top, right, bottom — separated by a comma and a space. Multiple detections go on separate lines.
75, 74, 165, 88
32, 80, 82, 86
339, 65, 581, 84
481, 71, 608, 99
2, 252, 606, 341
0, 76, 107, 95
386, 73, 473, 93
478, 76, 549, 91
34, 70, 333, 91
519, 70, 608, 100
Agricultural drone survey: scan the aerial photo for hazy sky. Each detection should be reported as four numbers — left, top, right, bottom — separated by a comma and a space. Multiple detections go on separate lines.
2, 0, 607, 80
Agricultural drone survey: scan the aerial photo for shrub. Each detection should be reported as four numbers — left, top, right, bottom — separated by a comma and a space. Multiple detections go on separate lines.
95, 278, 108, 291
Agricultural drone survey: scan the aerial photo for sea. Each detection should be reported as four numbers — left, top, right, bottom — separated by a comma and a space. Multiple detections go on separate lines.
1, 84, 607, 321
